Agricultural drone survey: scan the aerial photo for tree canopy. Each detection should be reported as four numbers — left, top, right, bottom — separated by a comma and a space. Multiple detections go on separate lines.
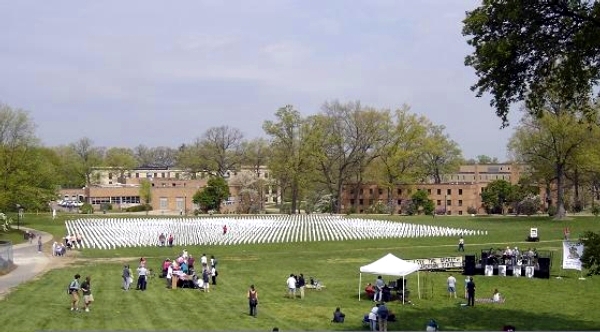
463, 0, 600, 125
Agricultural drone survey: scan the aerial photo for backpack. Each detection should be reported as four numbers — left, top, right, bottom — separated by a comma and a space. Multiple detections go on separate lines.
67, 280, 77, 294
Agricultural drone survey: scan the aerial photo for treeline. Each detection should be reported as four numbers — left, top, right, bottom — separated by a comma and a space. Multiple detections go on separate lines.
0, 101, 464, 213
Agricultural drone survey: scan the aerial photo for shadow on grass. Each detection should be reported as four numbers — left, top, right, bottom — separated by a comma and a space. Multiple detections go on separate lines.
335, 304, 598, 331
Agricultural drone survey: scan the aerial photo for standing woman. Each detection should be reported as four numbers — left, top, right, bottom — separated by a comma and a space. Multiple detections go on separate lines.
247, 285, 258, 317
37, 235, 43, 253
122, 265, 132, 291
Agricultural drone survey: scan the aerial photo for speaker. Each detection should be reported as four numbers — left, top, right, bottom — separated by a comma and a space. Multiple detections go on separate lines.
481, 252, 489, 265
464, 255, 476, 275
536, 258, 551, 279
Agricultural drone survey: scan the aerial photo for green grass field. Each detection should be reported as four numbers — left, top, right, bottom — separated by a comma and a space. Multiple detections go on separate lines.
1, 213, 599, 331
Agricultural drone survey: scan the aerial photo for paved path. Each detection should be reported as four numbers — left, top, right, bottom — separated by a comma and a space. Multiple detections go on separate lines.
0, 227, 53, 297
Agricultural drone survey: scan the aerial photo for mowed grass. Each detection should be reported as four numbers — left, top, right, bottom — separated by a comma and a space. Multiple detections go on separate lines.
1, 214, 600, 331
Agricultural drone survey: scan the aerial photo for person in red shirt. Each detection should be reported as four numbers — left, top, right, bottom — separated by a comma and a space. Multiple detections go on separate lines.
223, 225, 228, 235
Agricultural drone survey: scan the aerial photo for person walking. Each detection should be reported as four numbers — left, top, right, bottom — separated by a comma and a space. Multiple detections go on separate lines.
137, 264, 148, 291
248, 285, 258, 317
37, 235, 43, 253
122, 265, 132, 290
80, 276, 94, 312
458, 236, 465, 252
467, 277, 476, 306
297, 273, 306, 299
68, 274, 81, 311
447, 274, 457, 299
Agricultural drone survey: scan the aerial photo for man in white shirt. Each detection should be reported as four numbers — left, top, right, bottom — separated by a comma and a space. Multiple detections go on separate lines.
200, 253, 208, 267
286, 274, 297, 299
166, 264, 173, 289
447, 274, 457, 298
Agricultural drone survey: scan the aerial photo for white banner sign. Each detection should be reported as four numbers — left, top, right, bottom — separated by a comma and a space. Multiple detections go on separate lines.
562, 241, 584, 271
407, 256, 463, 270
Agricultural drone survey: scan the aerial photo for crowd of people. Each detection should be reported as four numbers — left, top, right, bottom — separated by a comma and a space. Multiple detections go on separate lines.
160, 251, 218, 291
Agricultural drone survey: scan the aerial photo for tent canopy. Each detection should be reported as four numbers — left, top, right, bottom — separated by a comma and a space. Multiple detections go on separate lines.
359, 253, 420, 277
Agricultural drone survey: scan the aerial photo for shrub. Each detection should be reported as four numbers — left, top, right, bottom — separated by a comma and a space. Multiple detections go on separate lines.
125, 204, 153, 213
517, 195, 541, 216
80, 203, 94, 214
100, 203, 112, 211
548, 205, 557, 217
571, 200, 583, 213
435, 207, 446, 215
592, 205, 600, 217
467, 206, 478, 215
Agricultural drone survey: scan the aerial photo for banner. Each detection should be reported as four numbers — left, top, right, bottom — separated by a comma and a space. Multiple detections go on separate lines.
407, 256, 463, 270
562, 241, 584, 271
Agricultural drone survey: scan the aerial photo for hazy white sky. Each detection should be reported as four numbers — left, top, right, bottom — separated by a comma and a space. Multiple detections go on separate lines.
0, 0, 520, 160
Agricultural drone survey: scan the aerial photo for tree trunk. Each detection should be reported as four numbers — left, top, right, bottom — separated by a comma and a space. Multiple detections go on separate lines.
291, 178, 299, 214
555, 165, 567, 219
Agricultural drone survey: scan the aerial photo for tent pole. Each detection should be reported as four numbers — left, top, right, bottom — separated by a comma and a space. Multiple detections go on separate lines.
358, 273, 362, 301
402, 276, 405, 304
418, 271, 421, 300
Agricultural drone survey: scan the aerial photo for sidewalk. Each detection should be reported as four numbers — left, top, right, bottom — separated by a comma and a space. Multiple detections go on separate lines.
0, 227, 53, 297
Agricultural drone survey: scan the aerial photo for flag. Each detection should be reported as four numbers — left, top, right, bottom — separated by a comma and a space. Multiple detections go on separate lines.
562, 241, 584, 271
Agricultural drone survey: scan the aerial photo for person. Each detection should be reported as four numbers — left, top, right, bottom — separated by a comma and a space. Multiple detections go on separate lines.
37, 235, 42, 253
80, 276, 94, 312
467, 277, 476, 306
122, 265, 132, 291
447, 274, 457, 299
426, 318, 439, 332
272, 328, 279, 332
248, 285, 258, 317
368, 304, 379, 331
377, 302, 389, 332
374, 275, 385, 302
137, 264, 148, 291
166, 262, 173, 289
365, 283, 376, 300
211, 265, 218, 285
493, 289, 502, 303
223, 224, 228, 235
458, 236, 465, 252
168, 234, 174, 247
68, 274, 81, 311
286, 274, 297, 299
298, 273, 306, 299
202, 268, 210, 292
332, 307, 345, 323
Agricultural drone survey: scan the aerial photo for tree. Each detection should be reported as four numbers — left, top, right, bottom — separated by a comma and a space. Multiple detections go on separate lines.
70, 137, 104, 186
581, 231, 600, 275
0, 104, 59, 211
192, 176, 230, 213
52, 145, 86, 188
422, 123, 463, 184
372, 107, 427, 214
263, 105, 315, 214
200, 126, 245, 177
508, 107, 596, 219
139, 179, 152, 215
463, 0, 600, 126
104, 147, 137, 183
481, 179, 517, 214
241, 138, 271, 213
410, 189, 435, 215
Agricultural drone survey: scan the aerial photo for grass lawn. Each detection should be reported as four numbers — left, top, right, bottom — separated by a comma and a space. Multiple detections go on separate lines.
0, 227, 27, 245
1, 214, 599, 331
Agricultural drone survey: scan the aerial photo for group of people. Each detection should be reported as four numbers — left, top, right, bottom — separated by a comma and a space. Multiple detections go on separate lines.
364, 276, 408, 303
162, 250, 218, 291
364, 302, 396, 332
67, 274, 94, 312
157, 233, 174, 247
447, 274, 504, 306
484, 246, 539, 266
285, 273, 306, 299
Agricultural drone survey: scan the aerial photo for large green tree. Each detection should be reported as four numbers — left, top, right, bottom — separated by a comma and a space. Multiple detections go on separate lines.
421, 123, 462, 184
0, 104, 58, 211
192, 176, 230, 213
463, 0, 600, 125
104, 147, 137, 183
581, 231, 600, 275
481, 179, 517, 214
70, 137, 104, 185
509, 107, 597, 219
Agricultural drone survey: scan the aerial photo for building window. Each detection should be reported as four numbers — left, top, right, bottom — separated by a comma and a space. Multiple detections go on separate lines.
447, 210, 452, 215
154, 173, 158, 178
459, 189, 463, 195
397, 189, 402, 195
369, 188, 373, 194
108, 173, 113, 180
369, 199, 374, 205
159, 197, 168, 210
437, 200, 442, 206
136, 173, 140, 178
378, 188, 383, 195
350, 199, 355, 205
359, 199, 364, 205
162, 172, 166, 178
447, 189, 451, 195
458, 210, 463, 215
437, 189, 441, 195
458, 200, 463, 206
350, 189, 355, 195
447, 200, 452, 206
397, 199, 402, 205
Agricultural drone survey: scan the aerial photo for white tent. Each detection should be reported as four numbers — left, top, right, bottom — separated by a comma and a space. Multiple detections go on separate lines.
359, 253, 421, 303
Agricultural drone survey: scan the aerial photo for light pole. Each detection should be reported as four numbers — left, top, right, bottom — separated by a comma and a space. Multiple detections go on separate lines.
16, 204, 22, 229
184, 194, 187, 216
444, 195, 448, 215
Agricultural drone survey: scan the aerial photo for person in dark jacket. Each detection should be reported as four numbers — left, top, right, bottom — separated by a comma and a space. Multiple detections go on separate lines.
332, 307, 345, 323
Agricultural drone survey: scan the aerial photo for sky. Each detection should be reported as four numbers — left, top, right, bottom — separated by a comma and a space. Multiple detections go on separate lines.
0, 0, 521, 160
